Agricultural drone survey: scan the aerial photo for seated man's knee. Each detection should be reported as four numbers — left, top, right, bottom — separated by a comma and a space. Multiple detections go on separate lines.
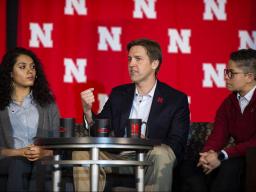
72, 151, 90, 160
148, 144, 176, 165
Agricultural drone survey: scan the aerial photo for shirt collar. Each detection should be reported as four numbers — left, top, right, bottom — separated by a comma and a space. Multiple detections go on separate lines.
237, 85, 256, 102
135, 81, 157, 98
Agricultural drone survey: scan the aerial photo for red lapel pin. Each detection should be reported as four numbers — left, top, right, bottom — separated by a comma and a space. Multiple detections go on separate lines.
157, 96, 163, 104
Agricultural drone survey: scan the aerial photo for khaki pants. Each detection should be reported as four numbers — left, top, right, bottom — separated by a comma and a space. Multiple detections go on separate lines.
72, 144, 176, 192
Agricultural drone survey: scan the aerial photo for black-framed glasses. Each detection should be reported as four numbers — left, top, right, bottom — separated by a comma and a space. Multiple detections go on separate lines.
224, 69, 248, 79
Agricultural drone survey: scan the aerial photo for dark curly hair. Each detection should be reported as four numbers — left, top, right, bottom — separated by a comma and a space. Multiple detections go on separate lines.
0, 47, 55, 110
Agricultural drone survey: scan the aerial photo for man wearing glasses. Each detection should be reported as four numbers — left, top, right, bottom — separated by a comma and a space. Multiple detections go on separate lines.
191, 49, 256, 192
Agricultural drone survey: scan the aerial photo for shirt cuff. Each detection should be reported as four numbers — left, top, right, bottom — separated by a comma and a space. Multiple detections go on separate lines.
83, 114, 94, 129
83, 115, 89, 129
221, 150, 229, 160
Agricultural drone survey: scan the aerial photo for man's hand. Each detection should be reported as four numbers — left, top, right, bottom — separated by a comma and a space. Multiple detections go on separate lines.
197, 150, 221, 174
203, 150, 221, 174
197, 151, 209, 167
80, 88, 95, 124
81, 88, 95, 113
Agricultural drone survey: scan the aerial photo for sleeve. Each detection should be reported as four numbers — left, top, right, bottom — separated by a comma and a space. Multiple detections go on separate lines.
225, 132, 256, 157
164, 94, 190, 161
49, 102, 60, 137
203, 101, 230, 153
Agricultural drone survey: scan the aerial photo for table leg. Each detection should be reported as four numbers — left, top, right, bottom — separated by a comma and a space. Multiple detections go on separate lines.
90, 147, 100, 192
53, 154, 61, 192
136, 152, 145, 192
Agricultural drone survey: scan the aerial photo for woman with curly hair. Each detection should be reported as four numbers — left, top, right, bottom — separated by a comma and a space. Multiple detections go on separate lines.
0, 47, 60, 191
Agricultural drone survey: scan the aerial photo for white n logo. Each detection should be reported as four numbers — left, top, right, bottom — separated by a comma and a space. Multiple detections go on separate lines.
238, 31, 256, 49
64, 58, 87, 83
202, 63, 226, 88
98, 26, 122, 51
29, 23, 53, 48
203, 0, 227, 21
133, 0, 157, 19
64, 0, 87, 15
168, 29, 191, 54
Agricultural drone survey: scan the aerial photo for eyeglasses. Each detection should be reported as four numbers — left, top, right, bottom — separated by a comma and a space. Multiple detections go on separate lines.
224, 69, 248, 79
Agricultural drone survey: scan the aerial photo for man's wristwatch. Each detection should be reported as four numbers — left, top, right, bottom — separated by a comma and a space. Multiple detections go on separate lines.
217, 151, 225, 162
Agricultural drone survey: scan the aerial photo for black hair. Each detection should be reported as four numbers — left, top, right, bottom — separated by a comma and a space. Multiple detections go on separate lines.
230, 48, 256, 79
0, 47, 55, 110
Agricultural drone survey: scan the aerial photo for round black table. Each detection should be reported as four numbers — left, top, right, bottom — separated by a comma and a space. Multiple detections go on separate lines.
35, 137, 155, 192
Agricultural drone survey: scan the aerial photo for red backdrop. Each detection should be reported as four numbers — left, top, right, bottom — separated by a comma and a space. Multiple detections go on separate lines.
16, 0, 256, 123
0, 0, 6, 58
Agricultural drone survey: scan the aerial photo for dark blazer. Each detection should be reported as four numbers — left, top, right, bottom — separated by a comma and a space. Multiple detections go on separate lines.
93, 80, 190, 162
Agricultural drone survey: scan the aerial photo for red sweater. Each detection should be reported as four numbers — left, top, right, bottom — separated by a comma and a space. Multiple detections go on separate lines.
203, 89, 256, 158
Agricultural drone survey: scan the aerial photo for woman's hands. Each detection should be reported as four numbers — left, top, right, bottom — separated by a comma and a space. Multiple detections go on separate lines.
22, 144, 53, 161
0, 145, 53, 161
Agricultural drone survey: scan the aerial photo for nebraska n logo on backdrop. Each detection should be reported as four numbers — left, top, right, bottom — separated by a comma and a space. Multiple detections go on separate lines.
17, 0, 256, 122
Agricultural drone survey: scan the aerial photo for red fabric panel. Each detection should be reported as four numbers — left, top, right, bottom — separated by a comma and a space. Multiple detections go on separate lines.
16, 0, 256, 123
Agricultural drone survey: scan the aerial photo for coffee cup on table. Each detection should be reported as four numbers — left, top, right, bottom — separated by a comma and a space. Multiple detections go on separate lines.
60, 118, 75, 138
95, 119, 111, 137
127, 119, 142, 138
